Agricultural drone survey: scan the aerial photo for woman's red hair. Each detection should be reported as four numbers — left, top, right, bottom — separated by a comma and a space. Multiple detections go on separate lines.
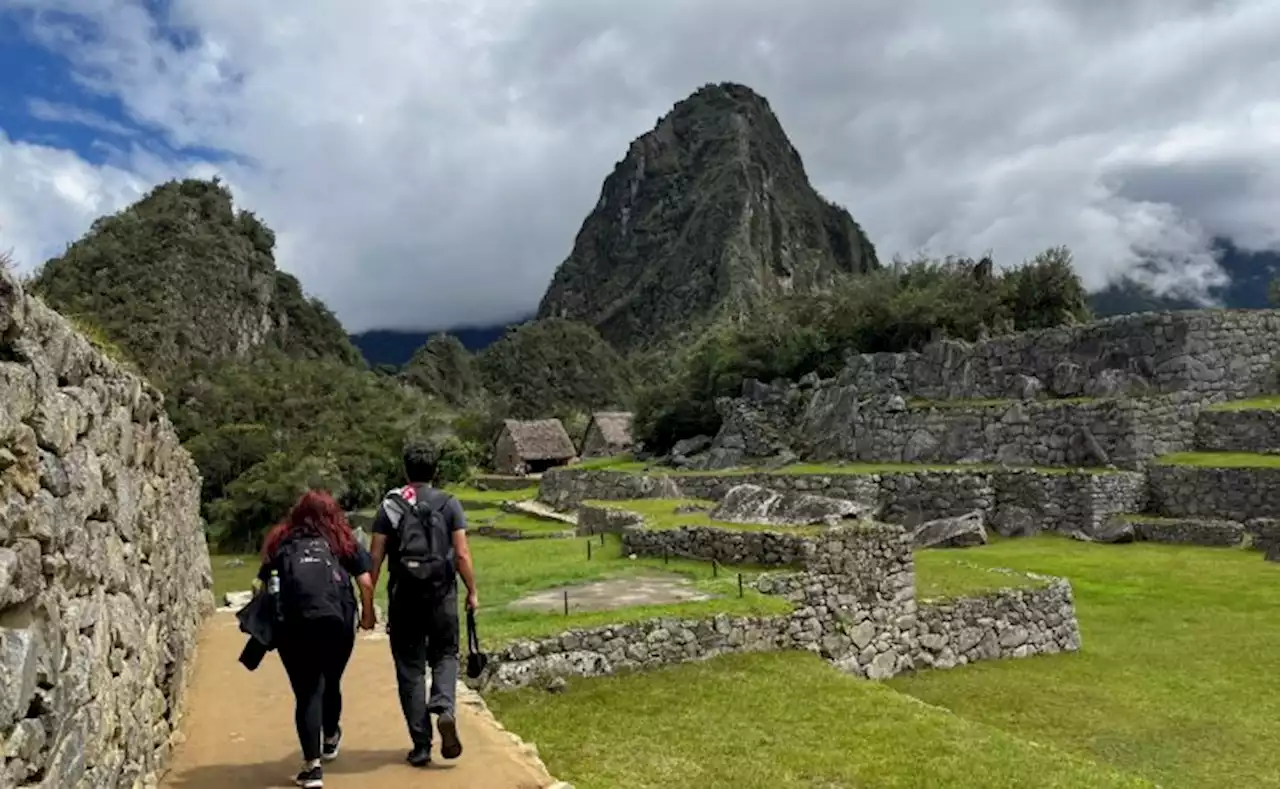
262, 489, 358, 562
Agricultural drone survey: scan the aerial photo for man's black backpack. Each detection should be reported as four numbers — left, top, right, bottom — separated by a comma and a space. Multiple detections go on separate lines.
276, 535, 350, 626
387, 488, 456, 599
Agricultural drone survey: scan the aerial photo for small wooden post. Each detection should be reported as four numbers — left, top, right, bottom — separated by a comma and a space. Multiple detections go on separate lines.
587, 540, 593, 560
663, 547, 669, 564
737, 573, 744, 598
563, 590, 569, 616
712, 560, 719, 578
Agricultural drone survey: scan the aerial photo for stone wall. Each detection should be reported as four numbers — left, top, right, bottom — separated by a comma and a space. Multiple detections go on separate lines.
710, 381, 1203, 472
1148, 465, 1280, 522
540, 468, 1147, 541
480, 524, 1080, 689
915, 580, 1081, 670
0, 271, 213, 788
834, 309, 1280, 402
1194, 409, 1280, 453
699, 308, 1280, 470
1131, 517, 1247, 547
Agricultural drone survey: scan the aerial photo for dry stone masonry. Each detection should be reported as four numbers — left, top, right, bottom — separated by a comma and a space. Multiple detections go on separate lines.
542, 467, 1147, 542
0, 270, 213, 788
690, 309, 1280, 473
480, 505, 1082, 689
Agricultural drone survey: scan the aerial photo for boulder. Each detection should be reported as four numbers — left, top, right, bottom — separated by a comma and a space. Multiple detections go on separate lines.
1092, 514, 1137, 544
911, 511, 987, 549
670, 435, 713, 460
991, 506, 1042, 538
710, 484, 874, 526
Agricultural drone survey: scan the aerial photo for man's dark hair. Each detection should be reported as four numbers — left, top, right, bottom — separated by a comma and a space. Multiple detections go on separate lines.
403, 440, 442, 484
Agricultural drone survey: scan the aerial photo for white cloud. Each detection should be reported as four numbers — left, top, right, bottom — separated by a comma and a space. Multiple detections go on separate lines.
2, 0, 1280, 330
26, 98, 139, 137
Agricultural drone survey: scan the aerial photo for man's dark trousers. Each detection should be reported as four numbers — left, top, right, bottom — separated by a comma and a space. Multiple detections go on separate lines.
388, 583, 460, 749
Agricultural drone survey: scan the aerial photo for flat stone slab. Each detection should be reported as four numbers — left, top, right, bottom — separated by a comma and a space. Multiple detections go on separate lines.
507, 574, 712, 614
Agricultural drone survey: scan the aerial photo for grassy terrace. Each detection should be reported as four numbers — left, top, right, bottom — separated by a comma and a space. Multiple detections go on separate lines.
914, 551, 1049, 599
572, 458, 1124, 476
1155, 451, 1280, 468
491, 534, 1280, 789
488, 651, 1152, 789
587, 498, 827, 537
1204, 395, 1280, 412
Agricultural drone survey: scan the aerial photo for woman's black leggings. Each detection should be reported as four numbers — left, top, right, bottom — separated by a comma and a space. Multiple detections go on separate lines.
277, 620, 356, 761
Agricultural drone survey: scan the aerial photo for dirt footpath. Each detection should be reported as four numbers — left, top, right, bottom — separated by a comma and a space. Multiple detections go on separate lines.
161, 613, 561, 789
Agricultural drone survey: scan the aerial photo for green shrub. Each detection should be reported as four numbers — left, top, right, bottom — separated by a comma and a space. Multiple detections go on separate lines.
636, 248, 1093, 452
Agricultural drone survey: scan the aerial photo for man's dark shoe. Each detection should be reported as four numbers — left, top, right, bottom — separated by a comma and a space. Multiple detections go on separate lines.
406, 745, 432, 768
321, 727, 342, 761
294, 763, 323, 788
438, 712, 463, 759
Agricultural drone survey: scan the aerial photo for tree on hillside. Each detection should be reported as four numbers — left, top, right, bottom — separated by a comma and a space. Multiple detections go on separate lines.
476, 317, 633, 419
170, 349, 451, 547
401, 333, 485, 407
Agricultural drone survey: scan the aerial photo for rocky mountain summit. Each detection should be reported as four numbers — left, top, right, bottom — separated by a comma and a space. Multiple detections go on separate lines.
32, 178, 362, 386
537, 82, 879, 351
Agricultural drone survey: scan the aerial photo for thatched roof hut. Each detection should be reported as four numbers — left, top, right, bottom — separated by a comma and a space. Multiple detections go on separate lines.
581, 411, 634, 457
493, 418, 577, 475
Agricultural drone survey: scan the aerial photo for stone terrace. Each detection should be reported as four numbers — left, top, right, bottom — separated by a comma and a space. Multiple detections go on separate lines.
541, 467, 1146, 541
483, 512, 1081, 689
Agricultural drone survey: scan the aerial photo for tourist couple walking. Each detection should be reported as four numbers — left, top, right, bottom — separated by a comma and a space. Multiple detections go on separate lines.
250, 441, 478, 788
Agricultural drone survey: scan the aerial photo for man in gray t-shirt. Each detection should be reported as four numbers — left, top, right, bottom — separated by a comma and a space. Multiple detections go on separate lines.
369, 441, 478, 768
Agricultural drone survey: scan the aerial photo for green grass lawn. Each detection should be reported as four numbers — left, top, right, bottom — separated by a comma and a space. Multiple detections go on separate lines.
1204, 395, 1280, 412
588, 498, 828, 537
913, 550, 1049, 598
467, 534, 791, 646
898, 535, 1280, 789
209, 553, 262, 603
487, 650, 1153, 789
1155, 451, 1280, 468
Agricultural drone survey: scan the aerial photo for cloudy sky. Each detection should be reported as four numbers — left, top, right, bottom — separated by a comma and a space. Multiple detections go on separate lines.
1, 0, 1278, 332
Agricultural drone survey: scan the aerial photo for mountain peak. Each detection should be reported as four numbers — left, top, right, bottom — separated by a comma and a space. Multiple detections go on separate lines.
31, 177, 362, 385
538, 83, 878, 351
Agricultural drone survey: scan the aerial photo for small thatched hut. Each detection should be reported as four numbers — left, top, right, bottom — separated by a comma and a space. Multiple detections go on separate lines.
493, 418, 578, 475
580, 411, 634, 458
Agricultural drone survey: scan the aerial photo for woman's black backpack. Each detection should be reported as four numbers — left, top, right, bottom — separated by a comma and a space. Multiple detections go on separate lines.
276, 536, 349, 626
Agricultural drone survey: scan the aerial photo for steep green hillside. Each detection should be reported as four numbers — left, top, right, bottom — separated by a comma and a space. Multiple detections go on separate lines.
32, 177, 362, 386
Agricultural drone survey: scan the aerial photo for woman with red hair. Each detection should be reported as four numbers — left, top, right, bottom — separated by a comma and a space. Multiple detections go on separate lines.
258, 489, 376, 789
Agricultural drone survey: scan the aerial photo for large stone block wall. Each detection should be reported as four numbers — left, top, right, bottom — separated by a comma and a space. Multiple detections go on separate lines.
481, 524, 1081, 689
834, 309, 1280, 401
712, 381, 1203, 472
0, 271, 213, 788
540, 468, 1147, 541
1148, 465, 1280, 522
1194, 409, 1280, 453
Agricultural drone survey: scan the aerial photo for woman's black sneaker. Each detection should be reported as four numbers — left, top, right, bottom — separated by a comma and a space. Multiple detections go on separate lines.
294, 763, 323, 788
321, 727, 342, 761
406, 745, 431, 767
